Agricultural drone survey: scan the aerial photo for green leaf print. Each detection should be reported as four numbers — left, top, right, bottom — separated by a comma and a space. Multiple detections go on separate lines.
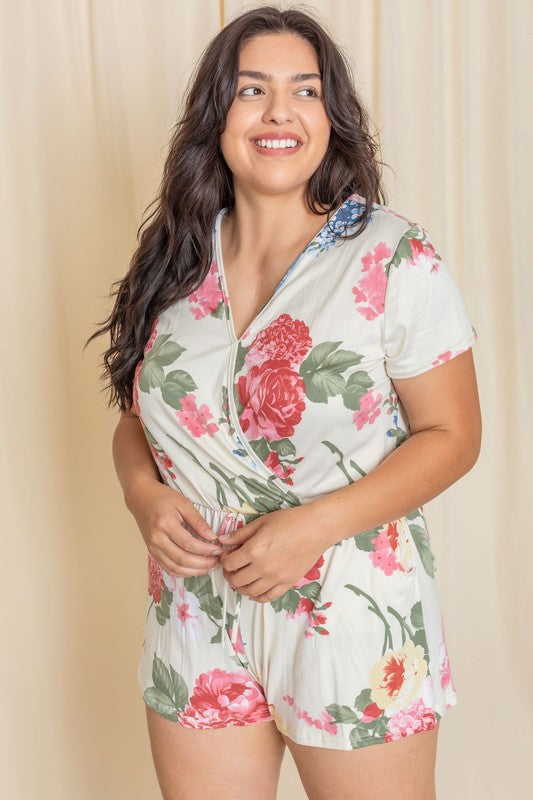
143, 687, 177, 719
353, 528, 382, 552
154, 583, 173, 627
152, 654, 177, 702
139, 359, 165, 391
161, 369, 198, 410
353, 687, 372, 711
138, 334, 187, 392
341, 370, 374, 411
300, 341, 363, 403
234, 342, 248, 375
408, 523, 436, 578
270, 587, 301, 614
143, 654, 189, 720
384, 224, 421, 276
325, 704, 359, 724
184, 573, 223, 623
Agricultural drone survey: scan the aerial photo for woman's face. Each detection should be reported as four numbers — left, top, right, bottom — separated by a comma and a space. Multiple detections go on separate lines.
220, 33, 331, 200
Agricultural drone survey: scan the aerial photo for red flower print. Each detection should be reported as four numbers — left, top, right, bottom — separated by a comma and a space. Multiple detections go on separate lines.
353, 390, 382, 430
406, 236, 440, 273
237, 359, 306, 441
264, 450, 296, 484
360, 702, 383, 722
352, 241, 392, 320
148, 554, 164, 604
294, 554, 325, 586
177, 668, 272, 729
176, 393, 219, 437
188, 260, 225, 319
245, 314, 312, 368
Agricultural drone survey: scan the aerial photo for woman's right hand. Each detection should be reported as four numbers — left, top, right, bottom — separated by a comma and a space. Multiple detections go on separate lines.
125, 479, 223, 577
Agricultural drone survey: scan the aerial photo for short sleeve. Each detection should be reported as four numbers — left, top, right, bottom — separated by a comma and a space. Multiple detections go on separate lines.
383, 223, 478, 379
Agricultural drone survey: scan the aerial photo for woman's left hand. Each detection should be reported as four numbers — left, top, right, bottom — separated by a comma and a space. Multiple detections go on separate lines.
217, 504, 330, 603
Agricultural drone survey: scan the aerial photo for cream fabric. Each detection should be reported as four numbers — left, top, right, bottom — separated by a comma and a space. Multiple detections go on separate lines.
1, 1, 530, 797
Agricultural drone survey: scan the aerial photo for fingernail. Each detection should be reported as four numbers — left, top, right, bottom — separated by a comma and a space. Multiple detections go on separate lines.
211, 548, 223, 555
206, 529, 217, 540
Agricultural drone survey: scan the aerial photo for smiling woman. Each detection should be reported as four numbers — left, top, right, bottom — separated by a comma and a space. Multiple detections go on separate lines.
85, 5, 480, 800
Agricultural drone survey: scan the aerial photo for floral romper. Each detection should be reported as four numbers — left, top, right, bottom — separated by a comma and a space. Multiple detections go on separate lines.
134, 193, 478, 750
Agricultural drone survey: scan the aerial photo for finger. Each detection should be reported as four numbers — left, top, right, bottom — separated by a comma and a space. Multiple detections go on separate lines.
152, 550, 219, 577
217, 520, 258, 547
219, 547, 252, 573
254, 584, 289, 602
178, 503, 219, 543
156, 536, 222, 571
224, 564, 260, 589
163, 523, 225, 558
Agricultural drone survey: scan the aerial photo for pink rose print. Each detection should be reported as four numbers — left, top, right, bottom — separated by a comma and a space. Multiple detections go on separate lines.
177, 668, 272, 729
384, 698, 437, 742
406, 236, 440, 273
370, 520, 411, 576
352, 241, 392, 320
148, 554, 164, 604
353, 389, 382, 430
282, 694, 338, 735
245, 314, 312, 368
264, 450, 296, 484
188, 260, 225, 319
237, 359, 306, 440
176, 393, 219, 437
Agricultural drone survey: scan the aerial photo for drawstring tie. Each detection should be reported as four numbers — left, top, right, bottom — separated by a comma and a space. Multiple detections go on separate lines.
210, 511, 246, 654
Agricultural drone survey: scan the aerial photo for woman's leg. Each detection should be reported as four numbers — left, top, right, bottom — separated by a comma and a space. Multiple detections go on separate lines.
145, 705, 286, 800
281, 720, 440, 800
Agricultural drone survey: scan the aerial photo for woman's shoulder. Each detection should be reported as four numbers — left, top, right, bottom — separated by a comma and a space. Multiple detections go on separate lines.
340, 192, 422, 247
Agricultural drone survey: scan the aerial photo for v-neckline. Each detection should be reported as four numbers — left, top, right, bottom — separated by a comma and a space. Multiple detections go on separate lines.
214, 200, 348, 343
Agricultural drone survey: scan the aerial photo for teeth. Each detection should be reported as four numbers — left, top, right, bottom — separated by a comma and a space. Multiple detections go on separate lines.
254, 138, 300, 149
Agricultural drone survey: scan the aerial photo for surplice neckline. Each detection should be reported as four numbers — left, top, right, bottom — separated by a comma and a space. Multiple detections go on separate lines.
214, 196, 353, 343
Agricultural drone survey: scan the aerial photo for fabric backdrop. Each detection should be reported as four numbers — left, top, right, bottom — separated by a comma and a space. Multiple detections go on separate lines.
1, 1, 530, 797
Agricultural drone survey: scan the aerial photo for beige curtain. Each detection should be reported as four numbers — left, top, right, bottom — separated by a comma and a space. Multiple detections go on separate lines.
2, 1, 530, 797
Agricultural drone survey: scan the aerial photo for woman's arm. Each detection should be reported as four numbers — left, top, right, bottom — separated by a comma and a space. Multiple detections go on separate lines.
309, 349, 482, 547
112, 409, 163, 511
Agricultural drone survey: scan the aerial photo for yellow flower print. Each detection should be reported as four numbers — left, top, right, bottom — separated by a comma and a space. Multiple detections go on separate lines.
368, 638, 427, 713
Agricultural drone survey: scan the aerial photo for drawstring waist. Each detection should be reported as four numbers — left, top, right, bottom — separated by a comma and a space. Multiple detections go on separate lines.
208, 509, 248, 654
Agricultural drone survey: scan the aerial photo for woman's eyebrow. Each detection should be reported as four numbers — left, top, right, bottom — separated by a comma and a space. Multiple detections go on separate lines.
238, 70, 322, 82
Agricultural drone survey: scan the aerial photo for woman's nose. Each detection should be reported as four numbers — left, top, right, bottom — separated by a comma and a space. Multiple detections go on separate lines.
261, 91, 294, 124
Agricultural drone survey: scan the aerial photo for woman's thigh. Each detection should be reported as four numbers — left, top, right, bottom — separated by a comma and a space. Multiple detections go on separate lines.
281, 721, 440, 800
145, 705, 286, 800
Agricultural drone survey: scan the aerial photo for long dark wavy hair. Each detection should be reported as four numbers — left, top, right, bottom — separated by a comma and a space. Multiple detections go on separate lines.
84, 4, 388, 412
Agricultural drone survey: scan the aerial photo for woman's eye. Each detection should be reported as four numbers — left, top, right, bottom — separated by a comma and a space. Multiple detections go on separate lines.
239, 86, 263, 96
297, 88, 320, 98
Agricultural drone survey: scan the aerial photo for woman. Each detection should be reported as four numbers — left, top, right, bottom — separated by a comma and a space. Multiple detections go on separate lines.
87, 6, 481, 799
